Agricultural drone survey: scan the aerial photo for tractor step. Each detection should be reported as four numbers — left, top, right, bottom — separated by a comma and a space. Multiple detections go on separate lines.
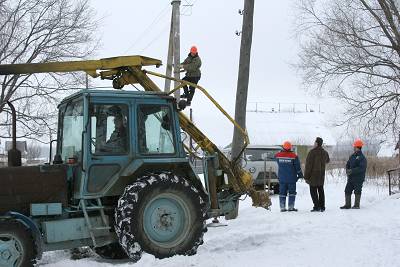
84, 206, 106, 210
90, 226, 111, 231
80, 198, 111, 247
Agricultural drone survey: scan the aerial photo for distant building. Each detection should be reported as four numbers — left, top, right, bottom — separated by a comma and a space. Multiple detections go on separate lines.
245, 111, 336, 162
5, 141, 28, 156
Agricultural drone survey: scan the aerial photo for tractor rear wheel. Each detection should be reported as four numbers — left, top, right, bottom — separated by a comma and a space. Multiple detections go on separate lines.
0, 220, 36, 267
115, 172, 207, 260
94, 242, 128, 260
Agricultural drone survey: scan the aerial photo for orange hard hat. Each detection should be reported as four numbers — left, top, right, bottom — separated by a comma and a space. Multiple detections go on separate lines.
190, 46, 198, 53
282, 141, 292, 150
353, 139, 364, 148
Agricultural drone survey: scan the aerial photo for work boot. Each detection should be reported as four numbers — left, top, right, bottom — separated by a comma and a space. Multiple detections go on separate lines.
340, 194, 351, 209
288, 194, 296, 211
311, 207, 320, 212
279, 196, 286, 212
352, 194, 361, 209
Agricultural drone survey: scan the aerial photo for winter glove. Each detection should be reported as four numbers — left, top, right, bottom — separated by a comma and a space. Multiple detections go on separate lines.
346, 169, 352, 176
297, 173, 304, 180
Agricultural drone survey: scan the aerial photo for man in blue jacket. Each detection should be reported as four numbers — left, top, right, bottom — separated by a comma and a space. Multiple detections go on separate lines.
340, 139, 367, 209
275, 141, 303, 212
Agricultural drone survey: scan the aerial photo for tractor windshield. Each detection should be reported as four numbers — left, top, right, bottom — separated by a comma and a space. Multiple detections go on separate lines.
138, 105, 175, 154
60, 100, 84, 162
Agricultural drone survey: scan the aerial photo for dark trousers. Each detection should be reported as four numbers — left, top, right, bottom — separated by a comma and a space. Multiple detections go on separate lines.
182, 76, 200, 102
309, 185, 325, 209
345, 179, 363, 195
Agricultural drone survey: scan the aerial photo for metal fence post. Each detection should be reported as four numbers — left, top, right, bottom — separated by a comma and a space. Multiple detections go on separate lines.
398, 169, 400, 194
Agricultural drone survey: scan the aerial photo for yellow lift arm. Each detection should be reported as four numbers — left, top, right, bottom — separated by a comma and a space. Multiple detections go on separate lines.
0, 55, 271, 209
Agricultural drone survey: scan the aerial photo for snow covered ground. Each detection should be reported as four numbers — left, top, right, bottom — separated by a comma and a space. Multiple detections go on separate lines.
37, 173, 399, 267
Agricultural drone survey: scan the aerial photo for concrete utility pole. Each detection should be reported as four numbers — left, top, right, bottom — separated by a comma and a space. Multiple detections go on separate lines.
164, 17, 174, 92
231, 0, 255, 162
164, 0, 181, 100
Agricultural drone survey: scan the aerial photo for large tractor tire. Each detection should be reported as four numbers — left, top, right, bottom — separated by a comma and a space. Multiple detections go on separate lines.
94, 243, 128, 260
0, 220, 36, 267
115, 172, 207, 260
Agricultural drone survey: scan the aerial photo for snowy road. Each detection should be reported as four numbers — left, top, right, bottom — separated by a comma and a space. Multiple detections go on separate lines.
38, 175, 400, 267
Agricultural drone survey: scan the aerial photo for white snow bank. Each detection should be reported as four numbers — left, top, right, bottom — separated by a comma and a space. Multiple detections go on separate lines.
38, 175, 399, 267
246, 111, 336, 146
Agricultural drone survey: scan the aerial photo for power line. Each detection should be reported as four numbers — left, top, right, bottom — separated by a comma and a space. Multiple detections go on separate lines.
181, 0, 197, 16
140, 24, 170, 53
123, 3, 170, 54
140, 0, 197, 53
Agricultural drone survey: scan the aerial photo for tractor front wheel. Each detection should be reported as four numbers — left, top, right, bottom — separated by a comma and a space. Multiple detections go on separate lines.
0, 220, 36, 267
115, 172, 207, 260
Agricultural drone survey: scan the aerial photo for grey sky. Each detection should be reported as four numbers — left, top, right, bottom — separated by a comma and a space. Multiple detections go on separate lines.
91, 0, 329, 145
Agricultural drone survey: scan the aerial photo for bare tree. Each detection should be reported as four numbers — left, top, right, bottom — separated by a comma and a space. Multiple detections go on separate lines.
296, 0, 400, 137
26, 141, 42, 161
0, 0, 99, 141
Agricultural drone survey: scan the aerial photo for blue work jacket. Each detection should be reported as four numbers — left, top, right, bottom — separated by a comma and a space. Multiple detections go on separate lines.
275, 150, 303, 183
346, 150, 367, 182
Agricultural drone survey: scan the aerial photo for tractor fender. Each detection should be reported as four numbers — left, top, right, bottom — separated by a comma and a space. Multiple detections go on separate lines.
4, 211, 43, 259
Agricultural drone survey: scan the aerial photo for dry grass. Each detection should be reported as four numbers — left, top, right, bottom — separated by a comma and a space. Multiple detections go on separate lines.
325, 157, 399, 187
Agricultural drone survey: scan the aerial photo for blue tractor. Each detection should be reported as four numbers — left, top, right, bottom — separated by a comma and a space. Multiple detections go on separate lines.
0, 56, 270, 266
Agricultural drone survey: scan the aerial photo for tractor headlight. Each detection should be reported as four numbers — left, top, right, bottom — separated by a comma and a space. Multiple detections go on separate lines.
249, 167, 256, 173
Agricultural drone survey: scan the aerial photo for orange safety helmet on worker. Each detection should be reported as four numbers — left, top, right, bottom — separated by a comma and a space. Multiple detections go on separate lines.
190, 45, 198, 54
353, 139, 364, 148
275, 141, 303, 212
282, 141, 292, 150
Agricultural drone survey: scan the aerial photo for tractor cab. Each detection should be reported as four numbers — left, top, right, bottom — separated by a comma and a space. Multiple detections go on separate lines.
55, 89, 187, 199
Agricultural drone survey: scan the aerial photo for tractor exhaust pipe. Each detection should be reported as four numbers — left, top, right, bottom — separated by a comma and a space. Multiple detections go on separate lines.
7, 101, 21, 167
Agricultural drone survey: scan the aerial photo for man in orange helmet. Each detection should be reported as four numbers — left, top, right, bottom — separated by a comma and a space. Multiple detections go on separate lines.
340, 139, 367, 209
275, 141, 303, 212
180, 46, 201, 106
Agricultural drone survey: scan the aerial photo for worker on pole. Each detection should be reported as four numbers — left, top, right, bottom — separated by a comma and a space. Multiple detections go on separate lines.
180, 46, 201, 106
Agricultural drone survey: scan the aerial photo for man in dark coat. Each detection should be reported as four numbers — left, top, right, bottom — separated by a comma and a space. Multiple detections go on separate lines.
275, 141, 303, 212
304, 137, 330, 212
180, 45, 201, 106
340, 139, 367, 209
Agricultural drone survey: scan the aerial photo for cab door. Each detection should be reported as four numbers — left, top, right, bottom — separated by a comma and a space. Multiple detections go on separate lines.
85, 100, 133, 195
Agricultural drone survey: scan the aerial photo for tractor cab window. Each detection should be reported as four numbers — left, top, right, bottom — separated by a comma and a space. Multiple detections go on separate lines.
61, 100, 84, 162
90, 104, 129, 154
138, 105, 175, 154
